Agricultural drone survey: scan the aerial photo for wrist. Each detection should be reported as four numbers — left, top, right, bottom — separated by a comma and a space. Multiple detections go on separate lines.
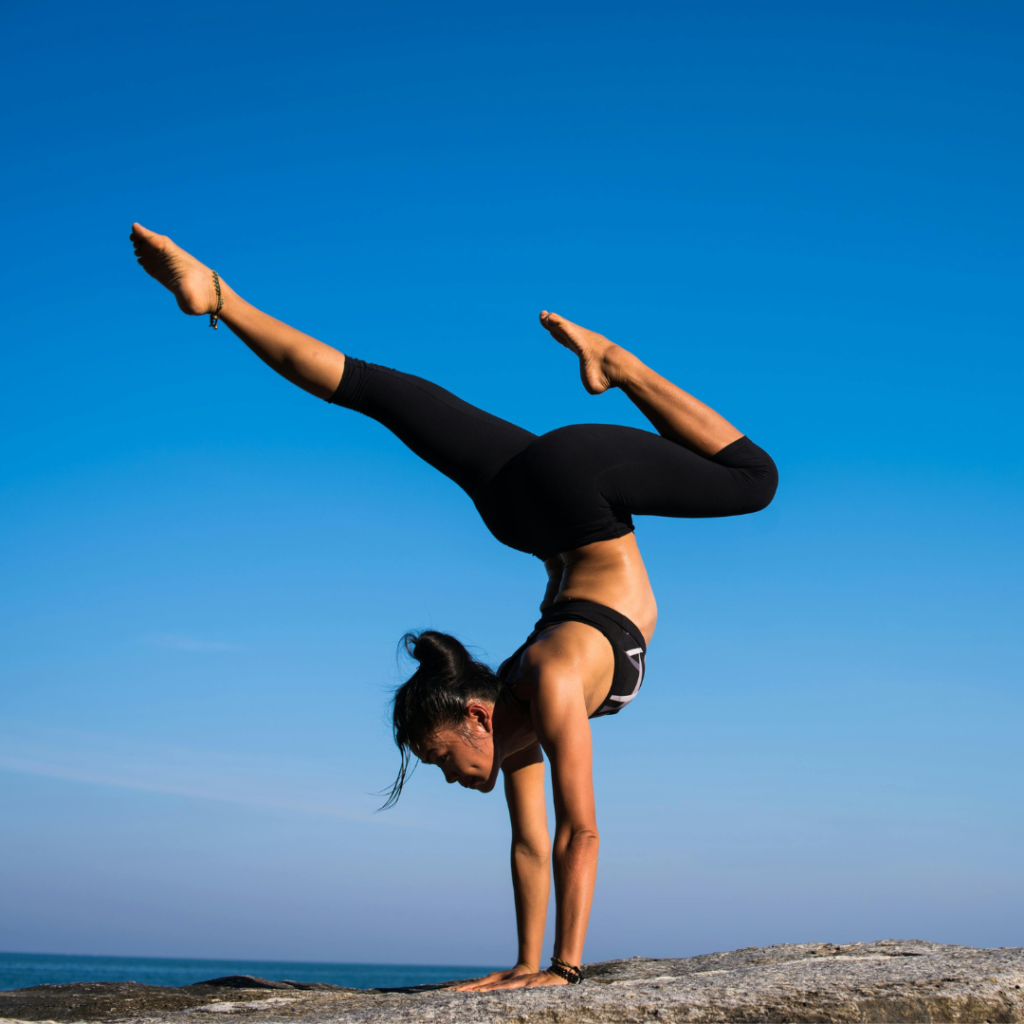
547, 956, 585, 985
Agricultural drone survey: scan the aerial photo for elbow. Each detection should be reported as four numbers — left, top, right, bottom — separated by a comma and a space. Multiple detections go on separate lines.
568, 825, 599, 847
513, 836, 551, 862
553, 824, 599, 864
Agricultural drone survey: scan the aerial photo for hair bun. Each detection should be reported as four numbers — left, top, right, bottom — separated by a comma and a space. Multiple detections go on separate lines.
404, 630, 470, 680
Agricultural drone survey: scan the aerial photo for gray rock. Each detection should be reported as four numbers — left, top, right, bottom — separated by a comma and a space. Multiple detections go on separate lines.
2, 939, 1023, 1023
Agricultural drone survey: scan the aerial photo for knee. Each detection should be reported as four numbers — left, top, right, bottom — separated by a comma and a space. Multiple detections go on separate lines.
746, 461, 779, 513
730, 450, 777, 514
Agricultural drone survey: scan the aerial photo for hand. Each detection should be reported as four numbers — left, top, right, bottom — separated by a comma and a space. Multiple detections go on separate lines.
454, 967, 567, 992
451, 964, 535, 991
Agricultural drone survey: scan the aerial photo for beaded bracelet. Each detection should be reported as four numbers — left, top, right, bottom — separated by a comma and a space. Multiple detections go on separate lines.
548, 956, 584, 984
210, 270, 223, 329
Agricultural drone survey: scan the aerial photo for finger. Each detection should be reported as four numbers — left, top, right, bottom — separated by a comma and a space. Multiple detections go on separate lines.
453, 977, 494, 991
480, 979, 527, 992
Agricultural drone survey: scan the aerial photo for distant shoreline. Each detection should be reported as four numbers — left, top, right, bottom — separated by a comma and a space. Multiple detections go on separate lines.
0, 951, 500, 993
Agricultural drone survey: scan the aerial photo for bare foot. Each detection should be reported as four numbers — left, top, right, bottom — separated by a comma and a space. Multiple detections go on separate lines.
130, 223, 221, 316
538, 311, 630, 394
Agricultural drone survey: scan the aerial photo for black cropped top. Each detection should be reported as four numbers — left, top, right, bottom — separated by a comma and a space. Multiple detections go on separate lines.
496, 599, 647, 718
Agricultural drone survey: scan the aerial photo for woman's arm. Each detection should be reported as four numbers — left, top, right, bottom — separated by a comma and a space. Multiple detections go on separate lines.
531, 668, 598, 970
504, 745, 551, 970
454, 745, 550, 992
466, 657, 599, 993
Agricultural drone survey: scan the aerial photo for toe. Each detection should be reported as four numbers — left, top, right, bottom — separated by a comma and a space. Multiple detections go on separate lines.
131, 223, 166, 248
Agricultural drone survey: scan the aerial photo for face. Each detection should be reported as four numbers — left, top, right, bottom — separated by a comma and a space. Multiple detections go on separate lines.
414, 703, 501, 794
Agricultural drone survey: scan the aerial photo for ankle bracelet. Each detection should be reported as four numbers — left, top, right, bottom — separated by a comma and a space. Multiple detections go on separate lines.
548, 957, 584, 984
210, 270, 223, 329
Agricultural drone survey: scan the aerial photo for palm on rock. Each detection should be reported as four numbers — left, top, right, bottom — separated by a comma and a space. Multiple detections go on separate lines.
453, 965, 538, 992
455, 968, 567, 992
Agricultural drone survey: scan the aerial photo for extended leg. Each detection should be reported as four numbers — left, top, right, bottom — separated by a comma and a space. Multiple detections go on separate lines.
130, 224, 535, 495
539, 312, 742, 457
130, 224, 345, 400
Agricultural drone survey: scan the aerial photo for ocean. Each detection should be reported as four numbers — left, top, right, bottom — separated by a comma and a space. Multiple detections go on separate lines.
0, 951, 500, 992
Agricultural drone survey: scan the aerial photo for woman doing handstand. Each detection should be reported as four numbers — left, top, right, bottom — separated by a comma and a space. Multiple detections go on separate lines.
130, 223, 778, 991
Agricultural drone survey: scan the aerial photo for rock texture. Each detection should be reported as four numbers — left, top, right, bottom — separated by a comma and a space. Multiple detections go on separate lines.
3, 940, 1023, 1023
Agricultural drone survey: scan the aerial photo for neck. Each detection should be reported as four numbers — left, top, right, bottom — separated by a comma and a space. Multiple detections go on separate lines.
491, 694, 536, 762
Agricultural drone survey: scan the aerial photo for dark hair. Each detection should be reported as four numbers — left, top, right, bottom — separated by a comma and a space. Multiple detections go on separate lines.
382, 630, 503, 809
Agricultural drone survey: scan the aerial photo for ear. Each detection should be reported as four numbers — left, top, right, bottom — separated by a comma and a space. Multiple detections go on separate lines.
464, 701, 494, 735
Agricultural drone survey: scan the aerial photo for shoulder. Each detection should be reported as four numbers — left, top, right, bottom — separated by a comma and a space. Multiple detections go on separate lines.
519, 620, 614, 679
518, 622, 615, 721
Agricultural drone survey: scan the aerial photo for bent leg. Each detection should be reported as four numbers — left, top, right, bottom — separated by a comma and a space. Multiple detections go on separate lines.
615, 361, 743, 457
597, 428, 778, 518
539, 312, 743, 456
527, 424, 777, 542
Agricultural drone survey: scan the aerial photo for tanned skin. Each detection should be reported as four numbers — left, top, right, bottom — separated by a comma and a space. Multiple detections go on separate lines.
130, 223, 744, 990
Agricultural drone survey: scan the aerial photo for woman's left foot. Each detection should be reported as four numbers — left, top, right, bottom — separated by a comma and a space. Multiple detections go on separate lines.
539, 311, 628, 394
129, 223, 221, 317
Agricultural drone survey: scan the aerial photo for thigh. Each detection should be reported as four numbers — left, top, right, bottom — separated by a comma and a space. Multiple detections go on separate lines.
599, 428, 777, 519
331, 359, 537, 495
527, 424, 777, 524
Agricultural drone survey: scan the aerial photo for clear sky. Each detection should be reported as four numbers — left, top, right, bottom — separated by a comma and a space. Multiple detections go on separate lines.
1, 0, 1022, 968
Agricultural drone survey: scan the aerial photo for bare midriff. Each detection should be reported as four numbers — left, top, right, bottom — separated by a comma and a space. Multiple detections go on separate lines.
549, 534, 658, 644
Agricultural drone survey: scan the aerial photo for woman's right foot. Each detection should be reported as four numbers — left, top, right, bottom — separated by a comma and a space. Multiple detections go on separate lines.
129, 223, 221, 316
539, 311, 631, 394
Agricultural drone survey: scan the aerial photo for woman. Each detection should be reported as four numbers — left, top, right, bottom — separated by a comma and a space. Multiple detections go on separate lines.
130, 223, 777, 990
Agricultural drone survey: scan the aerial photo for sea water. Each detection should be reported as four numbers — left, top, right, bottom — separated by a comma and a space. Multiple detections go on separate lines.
0, 951, 499, 992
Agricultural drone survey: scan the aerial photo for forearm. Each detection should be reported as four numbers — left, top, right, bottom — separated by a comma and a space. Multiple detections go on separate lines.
510, 842, 551, 970
551, 824, 599, 966
217, 282, 346, 400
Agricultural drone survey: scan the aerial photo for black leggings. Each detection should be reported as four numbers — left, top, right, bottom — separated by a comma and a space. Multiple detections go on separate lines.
330, 359, 778, 561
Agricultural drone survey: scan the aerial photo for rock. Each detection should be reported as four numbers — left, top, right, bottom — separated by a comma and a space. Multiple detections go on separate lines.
197, 977, 348, 992
2, 939, 1023, 1023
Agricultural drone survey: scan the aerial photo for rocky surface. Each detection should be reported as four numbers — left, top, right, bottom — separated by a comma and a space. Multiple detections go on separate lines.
2, 940, 1023, 1023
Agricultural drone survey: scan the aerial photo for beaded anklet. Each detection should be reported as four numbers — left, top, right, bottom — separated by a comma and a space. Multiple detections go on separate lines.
210, 270, 223, 329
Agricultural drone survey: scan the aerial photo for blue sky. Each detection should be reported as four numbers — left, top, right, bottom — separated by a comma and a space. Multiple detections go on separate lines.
1, 0, 1022, 967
